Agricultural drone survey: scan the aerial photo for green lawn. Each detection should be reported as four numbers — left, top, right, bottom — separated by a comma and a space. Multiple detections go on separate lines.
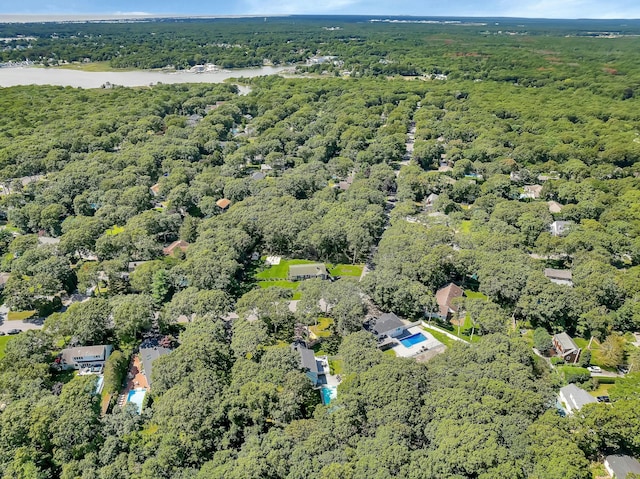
7, 310, 36, 321
309, 317, 334, 339
56, 61, 136, 72
464, 291, 488, 301
589, 383, 614, 397
329, 264, 364, 277
0, 336, 11, 359
329, 359, 344, 375
255, 259, 317, 280
422, 325, 456, 348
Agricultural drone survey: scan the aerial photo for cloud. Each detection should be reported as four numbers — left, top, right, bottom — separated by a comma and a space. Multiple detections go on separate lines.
501, 0, 640, 18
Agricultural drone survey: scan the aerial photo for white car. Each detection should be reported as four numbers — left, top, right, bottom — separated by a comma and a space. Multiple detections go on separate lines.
587, 366, 602, 373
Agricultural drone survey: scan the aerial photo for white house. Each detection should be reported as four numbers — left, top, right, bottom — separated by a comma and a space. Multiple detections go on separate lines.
59, 345, 113, 371
549, 220, 573, 237
558, 384, 596, 415
372, 313, 407, 339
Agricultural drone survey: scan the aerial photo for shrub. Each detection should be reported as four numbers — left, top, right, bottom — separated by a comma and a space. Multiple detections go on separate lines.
561, 366, 591, 384
551, 357, 565, 365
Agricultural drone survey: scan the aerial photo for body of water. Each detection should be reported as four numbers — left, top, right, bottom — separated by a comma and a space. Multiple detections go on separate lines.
0, 65, 291, 89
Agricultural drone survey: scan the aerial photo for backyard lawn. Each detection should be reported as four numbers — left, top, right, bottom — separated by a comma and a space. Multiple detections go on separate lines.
328, 264, 364, 277
257, 280, 302, 300
7, 310, 36, 321
255, 259, 316, 280
309, 317, 334, 339
589, 383, 614, 398
464, 290, 488, 301
422, 325, 457, 348
0, 335, 11, 359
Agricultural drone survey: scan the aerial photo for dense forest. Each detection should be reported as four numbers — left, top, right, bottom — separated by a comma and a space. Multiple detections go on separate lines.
0, 16, 639, 479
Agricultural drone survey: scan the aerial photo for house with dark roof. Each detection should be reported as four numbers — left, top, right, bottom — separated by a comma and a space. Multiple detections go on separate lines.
434, 283, 464, 321
163, 240, 189, 256
544, 268, 573, 286
372, 312, 406, 339
553, 332, 581, 364
139, 339, 173, 388
59, 345, 113, 371
605, 455, 640, 479
558, 384, 596, 415
288, 263, 329, 281
292, 342, 326, 386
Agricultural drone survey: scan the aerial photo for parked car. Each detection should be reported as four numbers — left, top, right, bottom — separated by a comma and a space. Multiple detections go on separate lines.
617, 365, 630, 374
596, 396, 611, 403
7, 329, 21, 335
587, 366, 602, 373
0, 331, 5, 336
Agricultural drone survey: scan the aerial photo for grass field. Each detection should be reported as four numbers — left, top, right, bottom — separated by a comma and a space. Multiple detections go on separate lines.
7, 310, 36, 321
459, 220, 472, 234
464, 291, 488, 301
257, 280, 302, 300
589, 383, 614, 397
422, 325, 457, 348
309, 317, 334, 339
0, 336, 11, 359
328, 264, 364, 277
255, 259, 316, 280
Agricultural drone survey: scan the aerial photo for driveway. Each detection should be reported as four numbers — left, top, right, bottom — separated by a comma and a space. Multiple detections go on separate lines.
0, 304, 44, 333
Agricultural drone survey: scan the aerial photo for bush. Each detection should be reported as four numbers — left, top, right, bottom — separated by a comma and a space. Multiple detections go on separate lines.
560, 366, 591, 384
551, 357, 565, 365
103, 350, 129, 395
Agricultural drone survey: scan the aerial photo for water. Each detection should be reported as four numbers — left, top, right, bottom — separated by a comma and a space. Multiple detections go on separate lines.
400, 332, 427, 348
0, 65, 291, 89
321, 385, 337, 405
126, 388, 146, 413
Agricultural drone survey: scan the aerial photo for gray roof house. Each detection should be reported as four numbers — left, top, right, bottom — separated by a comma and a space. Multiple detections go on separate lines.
292, 342, 324, 386
372, 313, 406, 338
553, 332, 582, 363
139, 340, 173, 388
558, 384, 596, 414
605, 455, 640, 479
544, 268, 573, 286
288, 263, 329, 281
59, 345, 113, 371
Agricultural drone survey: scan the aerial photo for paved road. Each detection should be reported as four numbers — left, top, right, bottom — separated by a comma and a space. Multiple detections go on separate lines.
0, 304, 44, 334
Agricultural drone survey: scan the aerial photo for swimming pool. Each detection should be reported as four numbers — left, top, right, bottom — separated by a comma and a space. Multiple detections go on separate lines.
321, 385, 337, 405
127, 389, 146, 413
400, 332, 427, 348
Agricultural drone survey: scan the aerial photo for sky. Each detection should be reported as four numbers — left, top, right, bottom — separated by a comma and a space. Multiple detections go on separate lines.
2, 0, 640, 19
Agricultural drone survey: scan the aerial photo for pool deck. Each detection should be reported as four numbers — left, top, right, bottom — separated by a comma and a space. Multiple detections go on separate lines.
118, 355, 149, 409
391, 326, 444, 358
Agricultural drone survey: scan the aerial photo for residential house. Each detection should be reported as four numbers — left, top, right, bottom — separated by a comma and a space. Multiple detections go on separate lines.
59, 345, 113, 371
185, 114, 202, 127
128, 261, 148, 272
150, 183, 161, 196
292, 342, 325, 386
424, 193, 439, 212
547, 201, 563, 214
372, 312, 407, 339
37, 235, 60, 246
521, 184, 543, 199
604, 455, 640, 479
434, 283, 464, 320
251, 171, 266, 181
549, 220, 573, 237
163, 239, 189, 256
553, 332, 581, 363
288, 263, 329, 281
139, 338, 173, 388
544, 268, 573, 286
558, 384, 596, 414
216, 198, 231, 210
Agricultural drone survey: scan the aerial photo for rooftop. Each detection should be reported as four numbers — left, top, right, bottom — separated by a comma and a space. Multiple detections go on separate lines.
139, 340, 173, 387
605, 455, 640, 479
435, 283, 464, 318
163, 239, 189, 255
372, 312, 405, 335
216, 198, 231, 209
554, 332, 579, 353
292, 343, 319, 374
289, 263, 328, 277
544, 268, 573, 280
560, 384, 597, 411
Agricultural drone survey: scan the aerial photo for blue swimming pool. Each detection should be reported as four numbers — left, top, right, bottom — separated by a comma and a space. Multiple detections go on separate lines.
321, 385, 337, 405
127, 389, 146, 413
400, 332, 427, 348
